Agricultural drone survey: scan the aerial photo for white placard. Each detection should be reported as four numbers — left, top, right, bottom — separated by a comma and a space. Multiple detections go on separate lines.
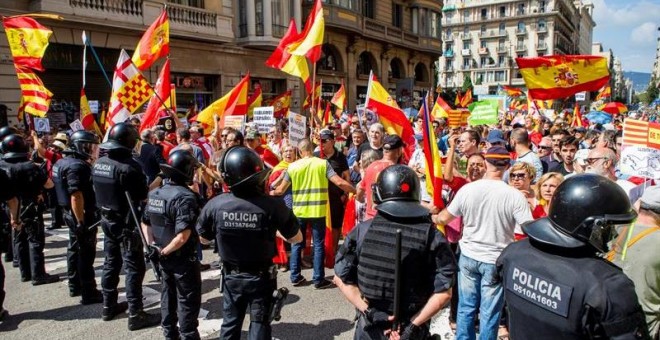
473, 84, 489, 96
69, 119, 84, 132
620, 145, 660, 179
575, 92, 586, 101
88, 100, 99, 114
253, 106, 275, 134
288, 111, 307, 147
223, 115, 245, 133
34, 118, 50, 132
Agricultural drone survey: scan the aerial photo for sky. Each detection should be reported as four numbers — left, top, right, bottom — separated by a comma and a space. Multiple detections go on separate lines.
591, 0, 660, 73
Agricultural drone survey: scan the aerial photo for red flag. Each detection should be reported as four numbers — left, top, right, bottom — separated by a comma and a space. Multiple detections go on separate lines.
141, 59, 171, 132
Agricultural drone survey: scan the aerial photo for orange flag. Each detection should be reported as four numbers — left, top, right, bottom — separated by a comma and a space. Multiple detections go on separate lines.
516, 55, 610, 100
132, 10, 169, 70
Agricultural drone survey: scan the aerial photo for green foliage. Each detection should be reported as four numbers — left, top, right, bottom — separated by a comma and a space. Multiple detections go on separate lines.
462, 75, 473, 92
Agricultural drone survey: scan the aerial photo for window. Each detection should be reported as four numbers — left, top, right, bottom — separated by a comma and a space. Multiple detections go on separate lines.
445, 42, 454, 52
357, 52, 374, 77
495, 71, 506, 82
481, 8, 488, 19
255, 0, 263, 36
498, 55, 506, 67
419, 8, 427, 36
318, 44, 342, 72
393, 3, 403, 28
499, 23, 506, 34
499, 6, 506, 17
538, 19, 546, 31
168, 0, 204, 8
464, 41, 471, 50
517, 3, 525, 15
517, 21, 525, 32
480, 25, 487, 35
463, 9, 470, 22
463, 26, 469, 35
414, 63, 429, 82
446, 27, 452, 39
463, 58, 471, 68
336, 0, 356, 10
389, 58, 405, 78
363, 0, 374, 18
430, 11, 441, 38
539, 0, 546, 13
480, 40, 487, 48
480, 56, 489, 67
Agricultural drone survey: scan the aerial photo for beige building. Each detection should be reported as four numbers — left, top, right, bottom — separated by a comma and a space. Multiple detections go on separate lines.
438, 0, 594, 95
653, 31, 660, 85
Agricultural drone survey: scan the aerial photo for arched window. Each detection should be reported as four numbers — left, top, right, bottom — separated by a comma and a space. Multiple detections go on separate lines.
317, 44, 343, 72
357, 52, 376, 77
389, 58, 405, 79
414, 63, 429, 83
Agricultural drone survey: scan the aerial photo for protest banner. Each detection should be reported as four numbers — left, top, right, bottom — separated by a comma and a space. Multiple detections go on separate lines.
253, 106, 275, 134
288, 111, 306, 147
620, 119, 660, 179
468, 101, 499, 125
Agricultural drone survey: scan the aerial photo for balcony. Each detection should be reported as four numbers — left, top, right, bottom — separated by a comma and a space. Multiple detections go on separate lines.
479, 30, 507, 39
461, 49, 471, 56
461, 65, 472, 70
35, 0, 233, 43
516, 28, 527, 35
536, 43, 548, 51
497, 46, 508, 53
478, 47, 489, 55
444, 66, 455, 72
461, 33, 472, 40
515, 45, 527, 52
443, 50, 455, 58
445, 34, 454, 41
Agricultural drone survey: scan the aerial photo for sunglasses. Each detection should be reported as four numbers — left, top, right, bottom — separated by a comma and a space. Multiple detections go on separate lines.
510, 173, 527, 180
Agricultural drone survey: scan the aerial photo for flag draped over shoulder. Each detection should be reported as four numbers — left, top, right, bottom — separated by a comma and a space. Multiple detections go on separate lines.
271, 90, 291, 119
132, 10, 169, 71
196, 73, 250, 128
571, 103, 583, 128
364, 71, 415, 159
265, 19, 312, 93
287, 0, 324, 63
15, 65, 52, 117
141, 59, 171, 132
421, 94, 444, 210
107, 49, 154, 127
330, 81, 346, 111
80, 88, 102, 135
3, 16, 52, 71
516, 55, 610, 100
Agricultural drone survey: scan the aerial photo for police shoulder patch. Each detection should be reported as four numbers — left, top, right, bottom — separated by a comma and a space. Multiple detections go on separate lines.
505, 266, 574, 317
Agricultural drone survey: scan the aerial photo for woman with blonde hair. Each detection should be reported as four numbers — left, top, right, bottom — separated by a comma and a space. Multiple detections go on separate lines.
508, 162, 537, 206
532, 172, 565, 219
268, 142, 299, 271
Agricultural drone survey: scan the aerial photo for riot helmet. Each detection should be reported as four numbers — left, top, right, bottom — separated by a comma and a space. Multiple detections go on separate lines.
159, 150, 199, 184
0, 126, 17, 141
100, 123, 139, 151
67, 130, 99, 160
218, 146, 270, 191
523, 174, 637, 253
2, 134, 29, 160
372, 164, 428, 218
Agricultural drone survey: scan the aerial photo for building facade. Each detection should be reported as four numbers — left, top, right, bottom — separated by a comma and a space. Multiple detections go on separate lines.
653, 29, 660, 85
438, 0, 594, 95
0, 0, 442, 127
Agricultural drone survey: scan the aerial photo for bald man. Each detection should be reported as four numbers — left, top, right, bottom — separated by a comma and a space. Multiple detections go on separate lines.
585, 147, 637, 203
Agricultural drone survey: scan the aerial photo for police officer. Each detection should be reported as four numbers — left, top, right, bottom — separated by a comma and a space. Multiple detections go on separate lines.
0, 126, 17, 264
0, 160, 16, 320
196, 146, 302, 340
92, 123, 160, 330
0, 133, 59, 285
52, 130, 103, 304
142, 150, 202, 340
334, 165, 456, 340
497, 174, 650, 339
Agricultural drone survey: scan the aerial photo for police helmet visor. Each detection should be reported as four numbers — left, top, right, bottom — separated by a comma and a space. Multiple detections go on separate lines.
573, 212, 637, 253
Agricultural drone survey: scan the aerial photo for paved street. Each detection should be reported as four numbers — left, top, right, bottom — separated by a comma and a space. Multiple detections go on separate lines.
0, 215, 453, 339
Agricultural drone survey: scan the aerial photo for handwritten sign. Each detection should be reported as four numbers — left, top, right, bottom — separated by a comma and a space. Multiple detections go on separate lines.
253, 106, 275, 134
224, 115, 245, 133
288, 111, 307, 147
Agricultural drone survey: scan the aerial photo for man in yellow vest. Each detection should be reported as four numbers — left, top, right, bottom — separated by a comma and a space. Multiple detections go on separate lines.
271, 139, 355, 289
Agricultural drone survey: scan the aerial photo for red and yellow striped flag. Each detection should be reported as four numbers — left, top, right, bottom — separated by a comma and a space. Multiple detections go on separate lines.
132, 10, 169, 70
516, 55, 610, 100
3, 16, 52, 71
15, 65, 52, 117
622, 119, 649, 147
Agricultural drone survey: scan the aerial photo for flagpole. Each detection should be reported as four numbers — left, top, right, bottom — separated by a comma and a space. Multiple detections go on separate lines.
310, 61, 317, 134
84, 35, 112, 88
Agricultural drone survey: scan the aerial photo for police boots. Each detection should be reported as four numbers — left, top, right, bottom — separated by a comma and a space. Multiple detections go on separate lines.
127, 310, 161, 331
102, 301, 128, 321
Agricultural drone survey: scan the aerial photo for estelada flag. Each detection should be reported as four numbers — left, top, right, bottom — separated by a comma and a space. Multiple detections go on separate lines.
265, 19, 312, 93
141, 59, 171, 132
80, 88, 102, 136
516, 55, 610, 100
287, 0, 324, 63
420, 93, 444, 210
15, 65, 52, 118
3, 16, 52, 71
107, 50, 154, 126
364, 71, 415, 159
132, 10, 169, 71
459, 88, 473, 108
271, 89, 291, 119
196, 73, 250, 129
247, 84, 263, 117
330, 81, 346, 111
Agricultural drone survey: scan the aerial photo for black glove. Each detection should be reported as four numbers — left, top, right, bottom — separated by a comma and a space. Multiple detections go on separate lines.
363, 308, 390, 328
145, 245, 162, 262
400, 323, 426, 340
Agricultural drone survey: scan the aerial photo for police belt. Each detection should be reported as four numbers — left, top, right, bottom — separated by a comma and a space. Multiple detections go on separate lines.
99, 208, 127, 221
223, 263, 275, 277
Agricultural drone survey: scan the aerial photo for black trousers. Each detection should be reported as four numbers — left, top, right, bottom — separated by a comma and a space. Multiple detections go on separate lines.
0, 249, 5, 310
14, 210, 46, 280
221, 272, 275, 340
100, 216, 145, 314
63, 211, 98, 296
46, 188, 64, 228
160, 257, 201, 340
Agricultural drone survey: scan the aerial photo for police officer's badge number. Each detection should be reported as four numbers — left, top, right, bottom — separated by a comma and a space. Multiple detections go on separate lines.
506, 266, 573, 317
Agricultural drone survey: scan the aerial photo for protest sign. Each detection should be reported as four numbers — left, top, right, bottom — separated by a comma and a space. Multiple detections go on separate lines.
288, 111, 307, 147
253, 106, 275, 134
34, 118, 50, 132
224, 115, 245, 132
69, 119, 84, 132
620, 119, 660, 179
468, 101, 499, 125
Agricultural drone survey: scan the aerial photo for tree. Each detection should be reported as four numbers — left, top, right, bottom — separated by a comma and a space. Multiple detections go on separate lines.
646, 76, 659, 104
462, 74, 473, 92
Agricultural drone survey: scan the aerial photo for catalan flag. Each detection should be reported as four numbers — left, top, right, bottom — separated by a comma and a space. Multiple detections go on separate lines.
265, 19, 312, 93
196, 73, 250, 129
330, 81, 346, 111
107, 50, 154, 126
622, 119, 649, 147
15, 65, 52, 118
364, 71, 415, 159
132, 10, 169, 70
516, 55, 610, 100
141, 59, 171, 132
287, 0, 324, 63
3, 16, 53, 71
271, 90, 292, 119
80, 88, 102, 136
247, 84, 263, 117
421, 93, 444, 210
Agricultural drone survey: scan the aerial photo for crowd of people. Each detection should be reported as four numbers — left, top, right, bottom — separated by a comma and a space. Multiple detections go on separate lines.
0, 102, 657, 340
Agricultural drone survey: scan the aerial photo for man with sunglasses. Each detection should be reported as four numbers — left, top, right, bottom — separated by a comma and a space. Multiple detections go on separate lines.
537, 137, 553, 173
585, 147, 638, 203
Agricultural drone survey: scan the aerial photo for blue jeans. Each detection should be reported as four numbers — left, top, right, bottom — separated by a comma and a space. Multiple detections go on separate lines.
290, 217, 326, 284
456, 254, 504, 340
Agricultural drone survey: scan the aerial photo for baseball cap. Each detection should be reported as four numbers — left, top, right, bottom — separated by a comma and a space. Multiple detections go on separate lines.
383, 135, 404, 150
319, 129, 334, 141
484, 146, 511, 165
640, 186, 660, 212
486, 129, 506, 144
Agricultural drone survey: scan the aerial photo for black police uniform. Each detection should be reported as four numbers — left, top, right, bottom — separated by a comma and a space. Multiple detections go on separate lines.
0, 165, 15, 316
335, 207, 456, 339
92, 151, 149, 315
0, 156, 52, 283
144, 181, 202, 340
52, 154, 100, 299
196, 193, 299, 340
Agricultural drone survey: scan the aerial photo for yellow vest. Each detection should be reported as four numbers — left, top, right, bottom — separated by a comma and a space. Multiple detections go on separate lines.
288, 157, 328, 218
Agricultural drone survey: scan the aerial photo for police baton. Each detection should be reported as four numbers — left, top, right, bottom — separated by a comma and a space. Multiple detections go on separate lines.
392, 229, 402, 332
124, 191, 162, 282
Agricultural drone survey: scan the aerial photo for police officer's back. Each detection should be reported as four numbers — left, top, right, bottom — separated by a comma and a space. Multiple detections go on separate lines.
497, 174, 650, 339
52, 130, 103, 303
196, 146, 302, 340
334, 165, 456, 340
143, 150, 202, 340
92, 123, 159, 330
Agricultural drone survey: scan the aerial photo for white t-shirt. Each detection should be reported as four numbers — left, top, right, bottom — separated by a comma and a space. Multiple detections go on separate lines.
447, 179, 533, 264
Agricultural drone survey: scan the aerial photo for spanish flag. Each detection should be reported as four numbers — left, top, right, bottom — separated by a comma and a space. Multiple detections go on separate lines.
247, 84, 263, 117
364, 71, 415, 159
80, 88, 102, 136
265, 19, 312, 93
303, 81, 321, 110
196, 73, 250, 129
271, 89, 291, 119
15, 65, 52, 117
287, 0, 324, 63
132, 10, 169, 71
3, 16, 53, 71
595, 85, 611, 101
571, 103, 583, 128
431, 95, 451, 119
516, 55, 610, 100
330, 81, 346, 111
459, 88, 473, 108
421, 93, 444, 210
141, 59, 171, 132
502, 85, 523, 97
